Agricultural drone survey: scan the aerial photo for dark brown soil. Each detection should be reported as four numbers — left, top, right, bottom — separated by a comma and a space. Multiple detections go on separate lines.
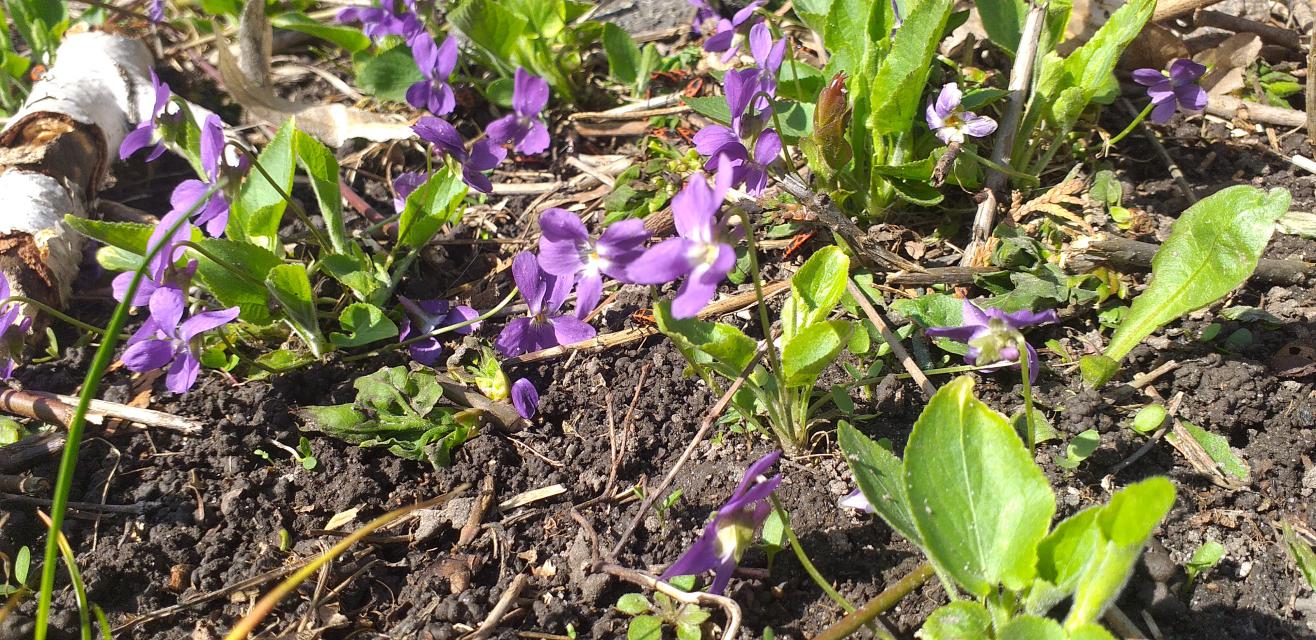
4, 5, 1316, 640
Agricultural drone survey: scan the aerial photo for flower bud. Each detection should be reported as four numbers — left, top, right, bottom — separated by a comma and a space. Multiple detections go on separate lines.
813, 72, 852, 169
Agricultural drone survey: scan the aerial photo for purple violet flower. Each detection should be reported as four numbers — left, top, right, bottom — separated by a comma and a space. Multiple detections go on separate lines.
662, 451, 782, 594
486, 68, 551, 156
336, 2, 421, 41
397, 295, 480, 366
537, 208, 649, 317
703, 1, 765, 61
413, 117, 507, 194
626, 158, 739, 319
925, 83, 998, 144
746, 22, 786, 99
511, 378, 538, 419
693, 126, 781, 196
689, 0, 718, 34
112, 189, 197, 308
494, 252, 596, 357
1132, 59, 1208, 124
407, 35, 459, 116
200, 114, 248, 184
121, 296, 240, 394
0, 274, 32, 379
120, 71, 173, 162
924, 300, 1058, 383
149, 0, 164, 23
840, 488, 874, 513
392, 171, 426, 212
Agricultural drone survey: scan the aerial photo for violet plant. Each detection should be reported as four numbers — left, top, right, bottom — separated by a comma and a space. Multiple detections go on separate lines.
839, 377, 1176, 639
1106, 59, 1209, 147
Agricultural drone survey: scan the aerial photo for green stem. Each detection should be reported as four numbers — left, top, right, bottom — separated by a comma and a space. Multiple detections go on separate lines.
811, 563, 934, 640
177, 241, 265, 288
960, 147, 1040, 187
237, 145, 334, 251
1, 296, 113, 338
1018, 339, 1037, 454
340, 289, 517, 362
35, 184, 221, 639
769, 497, 856, 614
735, 211, 793, 447
1106, 101, 1156, 148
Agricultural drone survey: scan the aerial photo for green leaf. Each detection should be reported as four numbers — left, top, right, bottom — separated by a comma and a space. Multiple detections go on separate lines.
1055, 429, 1100, 470
64, 217, 152, 254
329, 303, 399, 348
777, 58, 826, 104
784, 245, 849, 338
1064, 477, 1175, 629
1105, 186, 1289, 363
232, 120, 296, 254
1186, 540, 1225, 582
265, 264, 327, 356
270, 12, 370, 53
1040, 0, 1152, 134
919, 601, 991, 640
868, 0, 954, 135
293, 130, 349, 254
781, 319, 852, 386
792, 0, 833, 33
450, 0, 529, 61
615, 593, 651, 615
626, 615, 663, 640
903, 376, 1055, 597
300, 367, 476, 467
1169, 421, 1249, 481
353, 44, 424, 102
675, 621, 702, 640
321, 253, 385, 303
14, 546, 30, 585
397, 168, 468, 249
838, 421, 921, 545
890, 293, 963, 327
190, 238, 282, 325
1079, 354, 1119, 388
603, 22, 641, 86
998, 616, 1066, 640
974, 0, 1027, 57
1131, 403, 1167, 433
1282, 522, 1316, 590
1068, 625, 1119, 640
1031, 506, 1101, 613
654, 300, 757, 379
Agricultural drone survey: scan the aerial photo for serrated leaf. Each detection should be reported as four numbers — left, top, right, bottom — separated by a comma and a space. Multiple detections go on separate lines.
998, 615, 1066, 640
450, 0, 529, 61
329, 303, 398, 348
1064, 477, 1175, 629
293, 130, 349, 254
232, 120, 296, 254
398, 167, 467, 249
784, 245, 849, 338
190, 237, 281, 325
919, 601, 991, 640
64, 217, 152, 253
603, 22, 641, 86
903, 376, 1055, 597
615, 593, 651, 615
353, 44, 424, 102
781, 319, 851, 386
867, 0, 954, 135
626, 615, 663, 640
838, 422, 921, 545
265, 264, 327, 356
654, 300, 757, 379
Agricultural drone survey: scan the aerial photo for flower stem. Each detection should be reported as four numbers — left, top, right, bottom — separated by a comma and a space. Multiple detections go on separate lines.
35, 183, 221, 639
0, 296, 112, 338
959, 147, 1040, 187
769, 496, 856, 614
340, 289, 517, 362
736, 211, 793, 447
1017, 340, 1037, 453
1106, 101, 1156, 148
811, 563, 934, 640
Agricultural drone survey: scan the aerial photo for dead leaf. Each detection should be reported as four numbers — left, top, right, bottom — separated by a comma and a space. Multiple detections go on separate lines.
1009, 178, 1093, 234
1272, 341, 1316, 378
324, 506, 359, 530
1195, 33, 1263, 98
